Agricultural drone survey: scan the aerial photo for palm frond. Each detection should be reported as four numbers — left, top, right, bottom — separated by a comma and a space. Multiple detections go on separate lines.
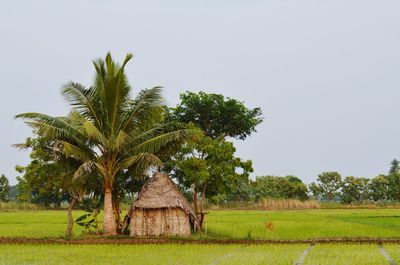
12, 143, 32, 150
82, 120, 107, 146
58, 140, 95, 161
119, 87, 164, 133
119, 153, 163, 171
62, 82, 103, 129
16, 113, 85, 141
73, 161, 95, 181
133, 129, 202, 154
102, 53, 133, 135
112, 130, 127, 152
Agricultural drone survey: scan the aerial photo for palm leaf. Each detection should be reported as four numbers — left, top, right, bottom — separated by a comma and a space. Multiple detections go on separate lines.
62, 82, 103, 129
133, 129, 202, 154
119, 153, 163, 171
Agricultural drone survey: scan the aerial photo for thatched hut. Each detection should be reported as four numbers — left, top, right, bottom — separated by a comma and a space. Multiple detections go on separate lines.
129, 173, 199, 237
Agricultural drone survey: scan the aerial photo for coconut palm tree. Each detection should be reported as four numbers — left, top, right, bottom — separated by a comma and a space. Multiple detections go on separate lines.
16, 53, 200, 235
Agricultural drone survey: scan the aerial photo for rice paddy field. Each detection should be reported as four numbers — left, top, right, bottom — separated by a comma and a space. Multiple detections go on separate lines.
1, 209, 400, 239
2, 209, 400, 264
0, 244, 399, 265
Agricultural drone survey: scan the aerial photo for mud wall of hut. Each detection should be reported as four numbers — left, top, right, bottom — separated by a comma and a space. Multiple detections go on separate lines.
130, 208, 191, 237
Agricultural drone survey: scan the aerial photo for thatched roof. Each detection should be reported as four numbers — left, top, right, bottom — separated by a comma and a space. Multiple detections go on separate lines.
130, 172, 199, 228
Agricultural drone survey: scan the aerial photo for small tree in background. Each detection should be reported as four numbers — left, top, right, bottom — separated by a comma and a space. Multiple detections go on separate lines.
369, 175, 389, 202
387, 173, 400, 201
308, 182, 321, 199
341, 176, 370, 204
252, 175, 308, 201
312, 171, 342, 202
0, 174, 10, 202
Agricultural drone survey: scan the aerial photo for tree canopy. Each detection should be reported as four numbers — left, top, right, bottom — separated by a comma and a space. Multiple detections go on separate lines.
169, 91, 263, 140
0, 174, 10, 202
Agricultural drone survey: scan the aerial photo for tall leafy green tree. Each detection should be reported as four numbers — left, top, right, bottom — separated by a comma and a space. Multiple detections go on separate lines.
16, 53, 199, 235
169, 91, 263, 140
166, 91, 262, 227
0, 174, 10, 202
165, 135, 253, 227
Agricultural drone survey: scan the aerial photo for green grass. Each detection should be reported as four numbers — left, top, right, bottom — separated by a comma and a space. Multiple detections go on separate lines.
382, 245, 400, 264
2, 210, 400, 264
1, 209, 400, 239
304, 244, 388, 265
0, 244, 307, 265
205, 209, 400, 240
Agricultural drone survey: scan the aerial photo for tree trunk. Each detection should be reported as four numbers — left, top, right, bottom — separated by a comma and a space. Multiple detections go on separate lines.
113, 195, 122, 234
193, 187, 198, 215
199, 181, 208, 229
103, 188, 117, 235
65, 197, 77, 238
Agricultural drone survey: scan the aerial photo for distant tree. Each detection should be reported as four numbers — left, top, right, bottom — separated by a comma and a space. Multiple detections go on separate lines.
169, 91, 263, 140
0, 174, 10, 202
369, 175, 389, 202
285, 176, 309, 200
8, 185, 17, 201
314, 172, 342, 202
389, 159, 400, 175
341, 176, 370, 204
387, 173, 400, 201
251, 175, 308, 201
308, 182, 321, 198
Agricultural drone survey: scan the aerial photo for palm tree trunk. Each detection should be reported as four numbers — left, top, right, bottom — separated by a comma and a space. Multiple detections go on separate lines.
65, 197, 77, 238
113, 195, 122, 234
103, 188, 117, 235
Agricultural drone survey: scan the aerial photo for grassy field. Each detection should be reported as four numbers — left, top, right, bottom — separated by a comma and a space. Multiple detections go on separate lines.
304, 244, 388, 265
0, 244, 398, 265
1, 209, 400, 264
206, 209, 400, 240
0, 244, 308, 265
1, 209, 400, 240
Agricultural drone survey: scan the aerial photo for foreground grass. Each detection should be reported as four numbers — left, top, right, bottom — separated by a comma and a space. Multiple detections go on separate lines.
1, 209, 400, 239
304, 244, 387, 265
383, 245, 400, 264
0, 244, 398, 264
0, 244, 307, 265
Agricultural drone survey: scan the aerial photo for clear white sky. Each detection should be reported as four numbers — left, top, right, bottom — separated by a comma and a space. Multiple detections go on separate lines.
1, 1, 399, 185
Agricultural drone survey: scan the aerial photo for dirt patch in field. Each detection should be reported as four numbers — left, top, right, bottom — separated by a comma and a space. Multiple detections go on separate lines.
1, 237, 400, 245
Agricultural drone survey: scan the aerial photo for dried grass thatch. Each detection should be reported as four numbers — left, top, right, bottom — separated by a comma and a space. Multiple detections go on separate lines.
129, 172, 199, 232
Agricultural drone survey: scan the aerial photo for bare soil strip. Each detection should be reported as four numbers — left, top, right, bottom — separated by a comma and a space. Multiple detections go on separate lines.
379, 245, 398, 265
293, 244, 314, 265
2, 237, 400, 245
